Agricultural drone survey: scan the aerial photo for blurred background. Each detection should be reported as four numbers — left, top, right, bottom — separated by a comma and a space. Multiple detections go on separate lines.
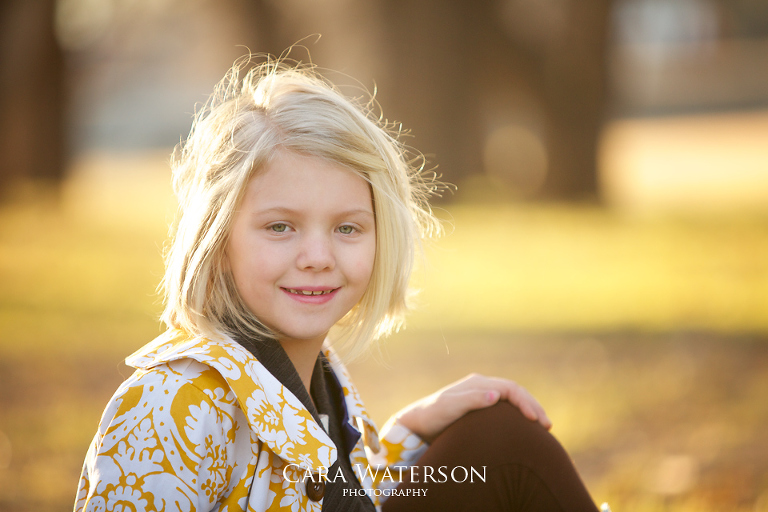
1, 0, 768, 510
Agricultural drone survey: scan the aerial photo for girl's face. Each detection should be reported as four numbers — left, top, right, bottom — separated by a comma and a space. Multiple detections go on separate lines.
227, 150, 376, 347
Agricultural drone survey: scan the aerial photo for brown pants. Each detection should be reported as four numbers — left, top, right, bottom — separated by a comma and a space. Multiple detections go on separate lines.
382, 402, 599, 512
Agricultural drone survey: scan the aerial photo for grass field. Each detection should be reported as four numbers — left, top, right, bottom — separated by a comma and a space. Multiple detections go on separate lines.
1, 163, 767, 511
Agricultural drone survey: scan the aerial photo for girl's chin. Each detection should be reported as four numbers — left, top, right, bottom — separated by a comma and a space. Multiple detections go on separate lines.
276, 332, 330, 346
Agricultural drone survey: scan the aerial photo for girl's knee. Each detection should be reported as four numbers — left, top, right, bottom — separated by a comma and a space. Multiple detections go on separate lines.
431, 401, 568, 469
443, 401, 549, 442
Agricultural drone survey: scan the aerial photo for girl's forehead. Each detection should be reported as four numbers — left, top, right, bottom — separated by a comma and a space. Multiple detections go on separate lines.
240, 151, 373, 212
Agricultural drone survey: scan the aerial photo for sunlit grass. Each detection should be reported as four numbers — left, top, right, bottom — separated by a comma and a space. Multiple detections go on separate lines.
410, 203, 768, 332
0, 200, 165, 358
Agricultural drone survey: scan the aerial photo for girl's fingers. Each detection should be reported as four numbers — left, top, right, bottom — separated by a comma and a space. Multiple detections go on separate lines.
453, 384, 552, 430
517, 388, 553, 429
532, 400, 553, 430
403, 374, 554, 441
511, 392, 540, 423
447, 388, 501, 419
488, 377, 553, 430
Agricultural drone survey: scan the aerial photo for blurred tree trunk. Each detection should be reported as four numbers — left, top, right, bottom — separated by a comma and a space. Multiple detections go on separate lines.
233, 0, 288, 58
0, 0, 65, 191
378, 0, 611, 201
540, 0, 611, 199
378, 0, 484, 190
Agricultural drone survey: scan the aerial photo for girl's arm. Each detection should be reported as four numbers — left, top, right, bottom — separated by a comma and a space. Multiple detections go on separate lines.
75, 360, 247, 512
392, 373, 552, 444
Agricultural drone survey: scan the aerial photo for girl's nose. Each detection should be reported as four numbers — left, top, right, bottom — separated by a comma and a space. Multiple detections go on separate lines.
296, 233, 335, 271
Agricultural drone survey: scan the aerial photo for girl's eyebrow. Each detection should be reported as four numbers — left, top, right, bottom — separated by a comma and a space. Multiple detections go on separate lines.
252, 206, 300, 216
338, 208, 375, 218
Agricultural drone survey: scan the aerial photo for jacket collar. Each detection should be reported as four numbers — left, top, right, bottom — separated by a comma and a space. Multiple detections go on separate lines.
126, 329, 380, 471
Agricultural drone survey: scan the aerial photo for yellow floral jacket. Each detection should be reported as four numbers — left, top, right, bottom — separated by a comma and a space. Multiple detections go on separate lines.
74, 330, 427, 512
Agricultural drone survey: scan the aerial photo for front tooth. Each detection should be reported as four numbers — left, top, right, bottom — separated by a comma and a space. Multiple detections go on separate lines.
289, 289, 331, 295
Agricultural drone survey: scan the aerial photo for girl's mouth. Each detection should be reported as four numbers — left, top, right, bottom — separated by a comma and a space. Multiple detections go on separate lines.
283, 287, 339, 296
281, 287, 340, 304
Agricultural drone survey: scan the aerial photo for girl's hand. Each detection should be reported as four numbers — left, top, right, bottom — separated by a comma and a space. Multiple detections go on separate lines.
393, 373, 552, 444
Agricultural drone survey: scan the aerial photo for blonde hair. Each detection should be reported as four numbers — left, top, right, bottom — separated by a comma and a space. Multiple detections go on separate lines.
161, 56, 441, 358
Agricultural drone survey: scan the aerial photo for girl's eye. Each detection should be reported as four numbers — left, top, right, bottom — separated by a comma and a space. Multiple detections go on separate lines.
269, 223, 289, 233
338, 225, 356, 235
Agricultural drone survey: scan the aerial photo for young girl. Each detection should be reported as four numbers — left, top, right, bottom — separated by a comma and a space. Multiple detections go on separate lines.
74, 58, 602, 512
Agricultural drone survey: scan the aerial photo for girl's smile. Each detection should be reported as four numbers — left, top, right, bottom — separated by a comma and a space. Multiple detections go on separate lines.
282, 287, 340, 304
226, 150, 376, 349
